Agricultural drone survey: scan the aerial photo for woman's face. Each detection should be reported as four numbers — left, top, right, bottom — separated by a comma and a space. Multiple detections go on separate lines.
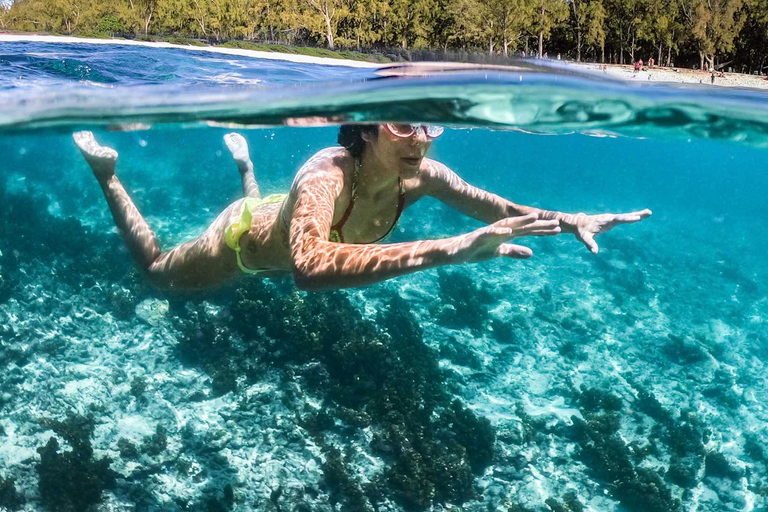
364, 124, 433, 178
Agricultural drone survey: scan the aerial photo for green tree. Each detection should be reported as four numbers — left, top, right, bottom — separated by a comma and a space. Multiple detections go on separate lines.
126, 0, 159, 34
154, 0, 184, 34
488, 0, 531, 55
584, 0, 605, 60
206, 0, 250, 40
302, 0, 347, 48
94, 12, 127, 34
1, 1, 14, 29
441, 0, 485, 49
570, 0, 605, 60
266, 0, 307, 43
245, 0, 268, 39
387, 0, 436, 48
681, 0, 746, 69
6, 0, 88, 33
338, 0, 387, 49
189, 0, 213, 37
604, 0, 642, 62
734, 0, 768, 73
636, 0, 678, 65
530, 0, 569, 57
0, 0, 15, 29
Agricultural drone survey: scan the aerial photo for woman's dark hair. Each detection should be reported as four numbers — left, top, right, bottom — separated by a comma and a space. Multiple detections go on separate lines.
338, 124, 378, 158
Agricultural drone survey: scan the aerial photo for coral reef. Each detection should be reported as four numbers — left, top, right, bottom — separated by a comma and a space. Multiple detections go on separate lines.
36, 413, 116, 512
439, 335, 483, 369
117, 438, 140, 459
321, 446, 375, 512
701, 368, 741, 409
661, 334, 709, 366
108, 284, 138, 320
174, 303, 241, 397
544, 490, 585, 512
569, 387, 682, 512
174, 282, 495, 510
141, 425, 168, 456
744, 433, 768, 464
434, 269, 494, 331
0, 474, 25, 512
704, 451, 741, 480
0, 260, 13, 305
634, 387, 708, 489
130, 375, 148, 401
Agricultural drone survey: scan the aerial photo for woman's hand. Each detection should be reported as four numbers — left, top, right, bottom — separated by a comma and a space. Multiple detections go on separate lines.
567, 209, 652, 254
455, 213, 561, 263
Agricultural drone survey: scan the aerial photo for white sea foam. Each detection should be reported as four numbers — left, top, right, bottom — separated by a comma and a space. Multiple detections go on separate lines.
210, 72, 262, 85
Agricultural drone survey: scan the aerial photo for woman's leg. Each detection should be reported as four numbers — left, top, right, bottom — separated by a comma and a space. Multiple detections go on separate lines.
73, 131, 161, 270
74, 132, 240, 289
224, 133, 261, 199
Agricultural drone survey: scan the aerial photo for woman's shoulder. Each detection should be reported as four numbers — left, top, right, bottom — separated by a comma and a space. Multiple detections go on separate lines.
290, 146, 354, 194
309, 146, 353, 165
410, 158, 457, 195
298, 146, 354, 177
419, 157, 452, 180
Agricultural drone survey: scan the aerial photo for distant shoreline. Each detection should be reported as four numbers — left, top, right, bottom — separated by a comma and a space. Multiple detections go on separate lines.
0, 33, 381, 68
576, 62, 768, 90
4, 33, 768, 90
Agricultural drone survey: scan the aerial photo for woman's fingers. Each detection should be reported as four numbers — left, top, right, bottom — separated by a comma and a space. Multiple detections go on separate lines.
514, 220, 560, 238
529, 219, 561, 230
498, 243, 533, 259
515, 212, 539, 224
493, 213, 538, 229
525, 227, 562, 236
492, 213, 564, 231
496, 217, 559, 231
580, 231, 599, 254
614, 214, 641, 223
486, 221, 559, 240
610, 209, 653, 225
636, 208, 653, 218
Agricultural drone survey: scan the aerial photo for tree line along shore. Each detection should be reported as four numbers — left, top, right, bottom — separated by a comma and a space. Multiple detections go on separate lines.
2, 0, 767, 73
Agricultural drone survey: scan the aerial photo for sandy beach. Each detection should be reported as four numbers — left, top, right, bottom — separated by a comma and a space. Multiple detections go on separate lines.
578, 62, 768, 89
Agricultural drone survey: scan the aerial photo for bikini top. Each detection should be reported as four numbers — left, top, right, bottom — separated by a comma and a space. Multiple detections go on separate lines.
328, 159, 406, 243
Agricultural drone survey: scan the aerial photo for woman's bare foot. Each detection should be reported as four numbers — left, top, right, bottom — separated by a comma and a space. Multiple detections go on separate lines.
73, 131, 118, 181
224, 133, 252, 174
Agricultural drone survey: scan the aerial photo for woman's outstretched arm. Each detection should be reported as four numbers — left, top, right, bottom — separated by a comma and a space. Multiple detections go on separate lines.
288, 155, 560, 291
421, 159, 651, 254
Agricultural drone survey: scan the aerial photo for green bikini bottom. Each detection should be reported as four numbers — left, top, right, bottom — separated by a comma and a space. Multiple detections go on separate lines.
224, 193, 288, 274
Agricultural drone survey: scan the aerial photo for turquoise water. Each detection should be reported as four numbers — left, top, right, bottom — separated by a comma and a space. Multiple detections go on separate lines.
1, 41, 767, 512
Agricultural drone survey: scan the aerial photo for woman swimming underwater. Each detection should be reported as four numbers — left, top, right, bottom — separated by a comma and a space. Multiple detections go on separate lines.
73, 124, 651, 291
